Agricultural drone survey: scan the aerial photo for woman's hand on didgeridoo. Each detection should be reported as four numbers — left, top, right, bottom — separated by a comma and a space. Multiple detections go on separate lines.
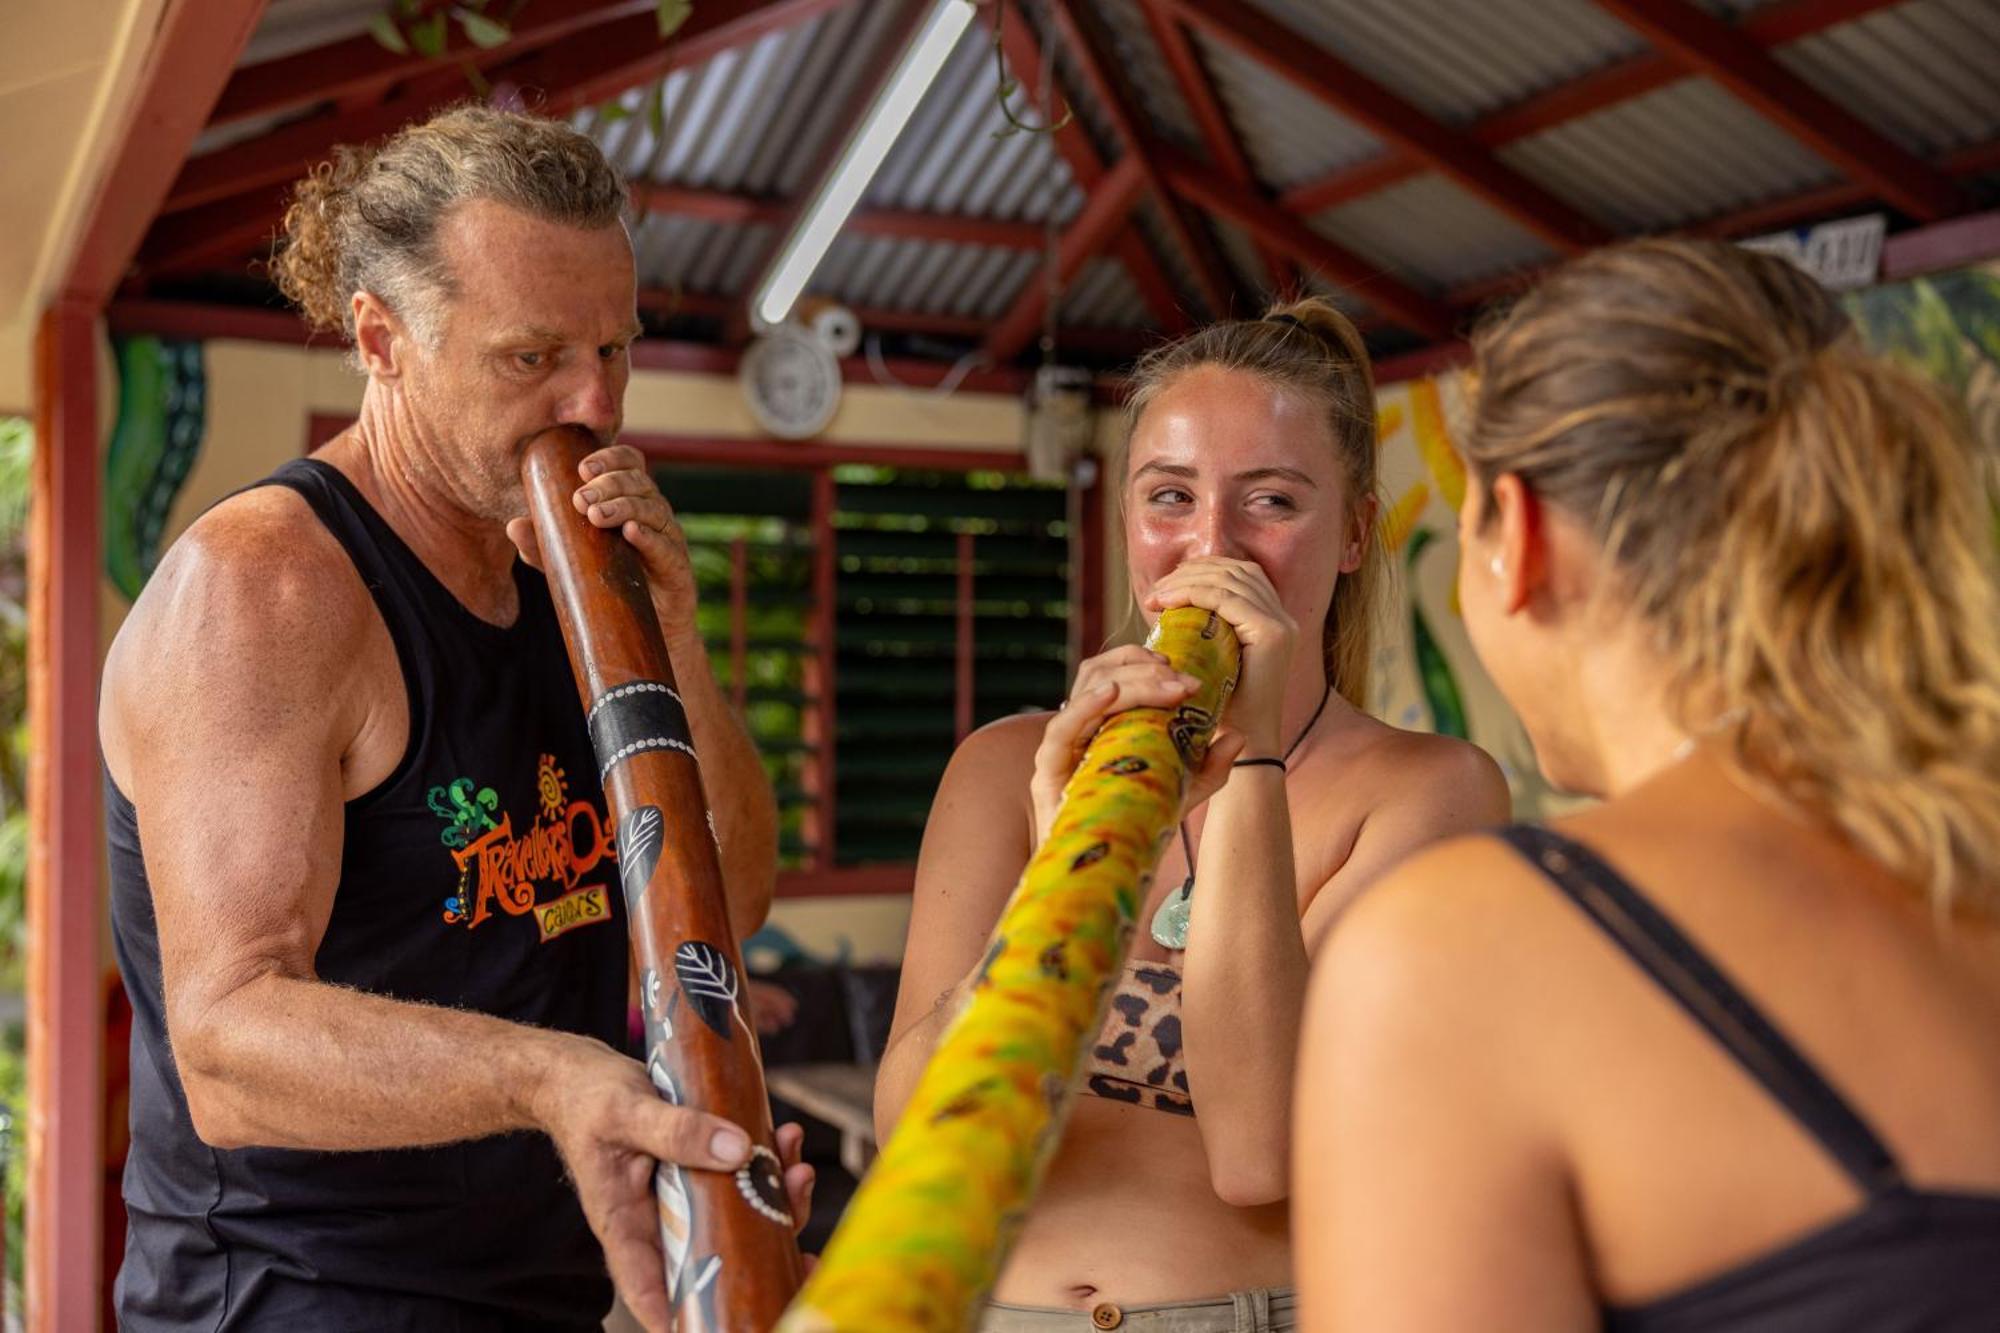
1029, 644, 1246, 848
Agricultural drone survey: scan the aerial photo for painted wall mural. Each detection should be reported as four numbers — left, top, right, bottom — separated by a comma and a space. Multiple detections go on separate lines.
1367, 258, 2000, 821
1844, 259, 2000, 456
106, 336, 206, 600
1368, 373, 1561, 818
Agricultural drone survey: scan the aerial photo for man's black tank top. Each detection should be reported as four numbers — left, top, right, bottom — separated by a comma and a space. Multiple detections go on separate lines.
109, 458, 629, 1331
1500, 824, 2000, 1331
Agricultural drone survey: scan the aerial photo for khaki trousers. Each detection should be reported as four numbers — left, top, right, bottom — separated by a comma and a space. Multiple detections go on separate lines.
981, 1287, 1296, 1332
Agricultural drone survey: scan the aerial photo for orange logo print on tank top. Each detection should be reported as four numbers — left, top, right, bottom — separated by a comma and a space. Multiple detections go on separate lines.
434, 754, 616, 941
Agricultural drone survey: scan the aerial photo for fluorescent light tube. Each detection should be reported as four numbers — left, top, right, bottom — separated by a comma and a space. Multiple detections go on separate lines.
752, 0, 976, 330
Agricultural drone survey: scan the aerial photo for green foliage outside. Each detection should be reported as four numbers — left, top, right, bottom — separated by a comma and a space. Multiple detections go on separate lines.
0, 416, 30, 1305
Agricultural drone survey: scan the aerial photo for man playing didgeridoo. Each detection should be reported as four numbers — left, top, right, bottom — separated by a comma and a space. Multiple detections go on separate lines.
101, 106, 807, 1333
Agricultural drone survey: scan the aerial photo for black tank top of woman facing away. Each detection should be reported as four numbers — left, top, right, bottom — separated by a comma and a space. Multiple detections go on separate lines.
1499, 824, 2000, 1333
108, 458, 630, 1332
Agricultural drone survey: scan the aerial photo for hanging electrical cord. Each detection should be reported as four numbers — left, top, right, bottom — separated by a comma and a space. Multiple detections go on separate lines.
1034, 0, 1064, 369
864, 334, 989, 397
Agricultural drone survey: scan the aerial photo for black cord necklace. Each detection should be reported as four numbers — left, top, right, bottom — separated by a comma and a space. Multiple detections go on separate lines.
1148, 679, 1334, 950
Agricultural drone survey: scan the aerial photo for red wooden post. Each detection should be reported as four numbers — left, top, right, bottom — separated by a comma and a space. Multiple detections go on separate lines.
728, 536, 749, 713
28, 302, 106, 1333
1070, 458, 1106, 674
804, 470, 838, 871
954, 532, 976, 744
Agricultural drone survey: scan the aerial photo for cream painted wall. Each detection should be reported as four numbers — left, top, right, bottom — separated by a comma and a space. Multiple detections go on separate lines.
153, 339, 1039, 581
624, 368, 1026, 448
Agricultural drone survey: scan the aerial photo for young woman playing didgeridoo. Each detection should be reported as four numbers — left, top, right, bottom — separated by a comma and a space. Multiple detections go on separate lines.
876, 298, 1511, 1333
1293, 238, 2000, 1332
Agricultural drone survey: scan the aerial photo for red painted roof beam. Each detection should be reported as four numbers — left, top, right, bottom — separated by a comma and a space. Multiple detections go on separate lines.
1157, 145, 1455, 340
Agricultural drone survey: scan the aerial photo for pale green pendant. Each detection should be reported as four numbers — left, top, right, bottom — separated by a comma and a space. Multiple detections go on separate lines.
1149, 875, 1194, 950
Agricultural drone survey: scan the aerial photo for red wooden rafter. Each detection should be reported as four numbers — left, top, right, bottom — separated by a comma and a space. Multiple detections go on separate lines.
1591, 0, 1964, 221
985, 155, 1147, 360
1165, 0, 1609, 254
1280, 0, 1913, 219
140, 182, 1063, 280
134, 185, 295, 282
645, 286, 1159, 356
135, 0, 856, 294
1155, 144, 1456, 341
1136, 0, 1294, 294
993, 1, 1189, 343
1045, 0, 1236, 319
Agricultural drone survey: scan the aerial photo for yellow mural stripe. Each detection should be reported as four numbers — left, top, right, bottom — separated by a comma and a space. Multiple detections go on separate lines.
1382, 482, 1430, 554
778, 607, 1240, 1333
1410, 379, 1467, 513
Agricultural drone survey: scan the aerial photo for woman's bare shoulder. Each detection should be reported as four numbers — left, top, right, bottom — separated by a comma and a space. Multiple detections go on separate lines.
918, 710, 1059, 847
1320, 715, 1515, 829
1318, 830, 1557, 1006
941, 709, 1055, 788
1363, 716, 1507, 784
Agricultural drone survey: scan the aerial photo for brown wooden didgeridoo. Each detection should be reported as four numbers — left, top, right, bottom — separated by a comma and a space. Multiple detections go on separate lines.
523, 424, 805, 1332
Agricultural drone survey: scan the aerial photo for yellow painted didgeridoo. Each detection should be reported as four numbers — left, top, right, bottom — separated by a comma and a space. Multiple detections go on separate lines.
778, 606, 1241, 1333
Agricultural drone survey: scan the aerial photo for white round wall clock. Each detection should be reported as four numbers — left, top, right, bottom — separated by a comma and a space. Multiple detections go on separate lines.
739, 325, 842, 440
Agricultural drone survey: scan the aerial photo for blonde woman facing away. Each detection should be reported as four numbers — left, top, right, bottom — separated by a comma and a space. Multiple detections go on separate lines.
1295, 239, 2000, 1331
878, 300, 1511, 1333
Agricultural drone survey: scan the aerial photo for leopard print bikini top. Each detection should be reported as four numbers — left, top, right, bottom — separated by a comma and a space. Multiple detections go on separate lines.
1082, 960, 1192, 1116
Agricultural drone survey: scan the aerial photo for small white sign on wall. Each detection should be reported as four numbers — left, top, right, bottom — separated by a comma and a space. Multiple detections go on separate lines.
1740, 213, 1886, 291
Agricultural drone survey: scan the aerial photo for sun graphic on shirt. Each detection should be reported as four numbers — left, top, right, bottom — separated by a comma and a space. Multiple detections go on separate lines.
537, 754, 568, 820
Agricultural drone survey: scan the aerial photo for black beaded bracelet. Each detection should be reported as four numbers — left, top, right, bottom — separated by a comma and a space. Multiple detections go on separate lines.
1230, 756, 1287, 772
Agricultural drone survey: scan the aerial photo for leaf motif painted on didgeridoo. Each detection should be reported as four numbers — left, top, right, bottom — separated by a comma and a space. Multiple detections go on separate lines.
674, 940, 741, 1040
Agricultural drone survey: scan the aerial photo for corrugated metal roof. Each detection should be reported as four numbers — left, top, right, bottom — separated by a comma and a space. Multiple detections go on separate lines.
239, 0, 378, 65
630, 214, 775, 296
866, 16, 1083, 222
1501, 77, 1840, 232
1129, 197, 1219, 323
598, 5, 1094, 325
1092, 0, 1204, 157
1313, 173, 1557, 291
1194, 30, 1383, 189
181, 0, 2000, 362
1296, 269, 1380, 326
1244, 0, 1650, 126
1211, 216, 1277, 305
813, 234, 1038, 318
1061, 254, 1149, 328
1771, 0, 2000, 157
591, 3, 902, 198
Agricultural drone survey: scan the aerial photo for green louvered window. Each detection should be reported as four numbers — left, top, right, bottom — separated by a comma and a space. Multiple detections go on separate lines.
663, 452, 1099, 897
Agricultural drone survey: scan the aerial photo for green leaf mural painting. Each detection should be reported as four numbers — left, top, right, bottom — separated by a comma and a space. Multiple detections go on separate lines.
1370, 373, 1554, 816
106, 337, 207, 601
1402, 528, 1467, 741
